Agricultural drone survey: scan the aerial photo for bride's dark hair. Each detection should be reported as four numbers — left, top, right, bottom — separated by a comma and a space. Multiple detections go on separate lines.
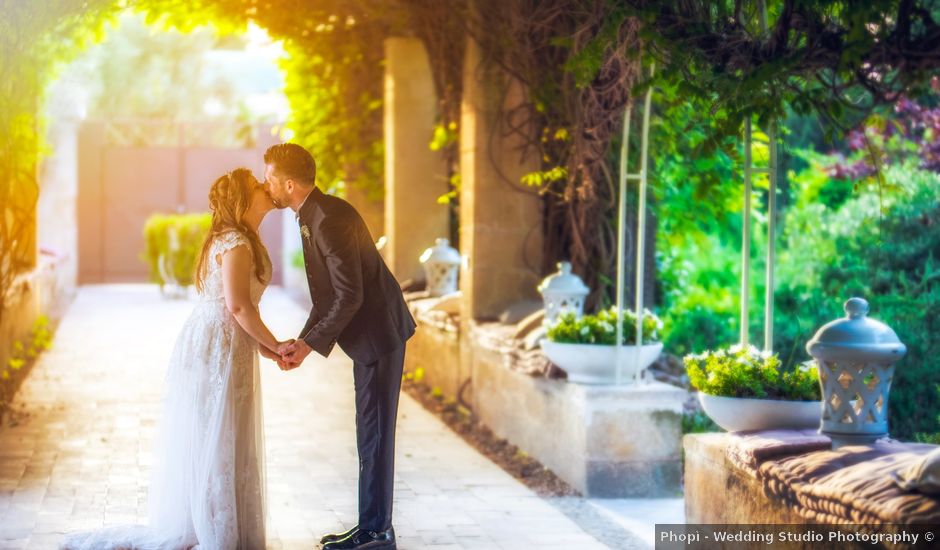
194, 168, 269, 293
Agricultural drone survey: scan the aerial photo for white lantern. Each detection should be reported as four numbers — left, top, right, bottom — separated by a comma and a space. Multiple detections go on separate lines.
538, 261, 589, 323
420, 238, 461, 297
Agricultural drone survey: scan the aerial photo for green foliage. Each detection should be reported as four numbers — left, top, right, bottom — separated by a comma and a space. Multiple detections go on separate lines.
0, 0, 117, 328
774, 159, 940, 440
520, 166, 568, 187
546, 307, 663, 345
651, 83, 771, 356
436, 172, 461, 205
290, 249, 304, 269
661, 133, 940, 437
685, 345, 821, 401
142, 213, 211, 287
631, 1, 940, 147
682, 410, 720, 435
280, 38, 385, 200
2, 316, 55, 386
429, 121, 458, 152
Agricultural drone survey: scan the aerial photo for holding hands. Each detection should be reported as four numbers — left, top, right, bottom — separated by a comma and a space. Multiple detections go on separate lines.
260, 339, 314, 371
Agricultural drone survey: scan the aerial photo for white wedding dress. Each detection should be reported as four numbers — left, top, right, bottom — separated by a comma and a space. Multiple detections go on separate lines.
63, 231, 269, 550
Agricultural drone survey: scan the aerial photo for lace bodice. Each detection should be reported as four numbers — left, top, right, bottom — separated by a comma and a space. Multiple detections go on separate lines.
199, 230, 271, 306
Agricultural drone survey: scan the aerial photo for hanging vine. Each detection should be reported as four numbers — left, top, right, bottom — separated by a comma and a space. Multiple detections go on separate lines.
465, 0, 643, 308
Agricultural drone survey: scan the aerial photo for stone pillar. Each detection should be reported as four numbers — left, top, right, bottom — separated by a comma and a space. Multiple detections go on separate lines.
345, 183, 384, 243
383, 37, 449, 284
459, 38, 543, 320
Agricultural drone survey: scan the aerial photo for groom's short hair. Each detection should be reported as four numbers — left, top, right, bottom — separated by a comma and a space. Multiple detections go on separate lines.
264, 143, 317, 186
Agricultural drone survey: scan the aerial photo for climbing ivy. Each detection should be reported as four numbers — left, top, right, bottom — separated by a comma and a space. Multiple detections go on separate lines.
0, 0, 117, 328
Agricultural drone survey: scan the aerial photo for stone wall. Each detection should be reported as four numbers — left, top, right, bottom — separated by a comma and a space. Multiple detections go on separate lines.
1, 254, 71, 403
469, 323, 687, 497
405, 319, 464, 400
684, 433, 811, 524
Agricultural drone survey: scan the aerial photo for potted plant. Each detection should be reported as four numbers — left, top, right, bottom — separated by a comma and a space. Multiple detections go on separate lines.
540, 306, 664, 384
142, 213, 211, 298
685, 344, 822, 432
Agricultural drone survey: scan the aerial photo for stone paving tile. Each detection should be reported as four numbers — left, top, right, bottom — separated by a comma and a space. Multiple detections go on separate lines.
0, 285, 608, 549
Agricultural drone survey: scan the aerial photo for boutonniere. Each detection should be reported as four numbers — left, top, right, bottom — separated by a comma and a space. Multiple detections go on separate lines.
300, 224, 311, 243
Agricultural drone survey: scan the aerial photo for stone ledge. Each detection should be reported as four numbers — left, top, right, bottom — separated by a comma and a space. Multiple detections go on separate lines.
684, 433, 807, 523
471, 330, 687, 498
404, 313, 465, 400
684, 432, 940, 525
403, 297, 688, 498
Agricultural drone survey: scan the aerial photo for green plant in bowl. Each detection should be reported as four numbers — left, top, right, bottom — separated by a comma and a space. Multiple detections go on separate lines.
546, 306, 663, 345
684, 344, 820, 401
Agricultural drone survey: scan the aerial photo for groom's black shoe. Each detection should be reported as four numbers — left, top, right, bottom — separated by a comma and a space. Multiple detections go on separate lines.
321, 526, 396, 550
320, 526, 359, 545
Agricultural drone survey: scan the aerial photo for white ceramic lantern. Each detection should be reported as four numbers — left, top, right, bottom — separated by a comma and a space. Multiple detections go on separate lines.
538, 261, 589, 323
420, 238, 460, 297
806, 297, 907, 448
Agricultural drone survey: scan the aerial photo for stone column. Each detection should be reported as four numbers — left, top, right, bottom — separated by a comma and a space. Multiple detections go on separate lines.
458, 38, 543, 320
383, 36, 449, 284
345, 183, 384, 243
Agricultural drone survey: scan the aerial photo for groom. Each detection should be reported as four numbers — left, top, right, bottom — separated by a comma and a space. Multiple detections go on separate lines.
264, 143, 416, 550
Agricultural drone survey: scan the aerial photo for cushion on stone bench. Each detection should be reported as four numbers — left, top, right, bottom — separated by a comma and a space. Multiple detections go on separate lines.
893, 446, 940, 496
726, 429, 832, 477
758, 440, 940, 524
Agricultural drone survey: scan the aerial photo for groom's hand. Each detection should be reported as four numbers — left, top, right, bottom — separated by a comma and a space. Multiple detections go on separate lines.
281, 339, 312, 369
275, 339, 295, 358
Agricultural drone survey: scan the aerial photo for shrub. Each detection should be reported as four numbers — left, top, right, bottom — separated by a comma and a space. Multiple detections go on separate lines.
546, 306, 663, 345
142, 213, 211, 287
684, 344, 820, 401
774, 157, 940, 439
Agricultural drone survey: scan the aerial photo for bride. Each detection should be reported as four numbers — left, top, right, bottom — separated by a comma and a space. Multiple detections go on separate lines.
63, 168, 288, 549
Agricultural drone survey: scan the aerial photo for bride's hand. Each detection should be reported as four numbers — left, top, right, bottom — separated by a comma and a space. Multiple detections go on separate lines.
259, 346, 279, 361
275, 339, 295, 358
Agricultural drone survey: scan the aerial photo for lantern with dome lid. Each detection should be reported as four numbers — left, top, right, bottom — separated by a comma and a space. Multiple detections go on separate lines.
419, 238, 461, 297
806, 297, 907, 448
538, 261, 589, 323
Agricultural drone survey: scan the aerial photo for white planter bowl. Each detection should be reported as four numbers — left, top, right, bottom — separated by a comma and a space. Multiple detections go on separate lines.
698, 393, 822, 432
539, 340, 663, 384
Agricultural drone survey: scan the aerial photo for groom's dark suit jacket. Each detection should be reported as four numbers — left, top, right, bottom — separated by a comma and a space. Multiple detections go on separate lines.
297, 187, 416, 365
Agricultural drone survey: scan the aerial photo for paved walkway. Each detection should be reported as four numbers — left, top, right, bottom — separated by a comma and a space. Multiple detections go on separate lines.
0, 285, 618, 549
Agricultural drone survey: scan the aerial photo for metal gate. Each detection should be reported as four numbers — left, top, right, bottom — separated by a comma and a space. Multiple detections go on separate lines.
78, 120, 284, 285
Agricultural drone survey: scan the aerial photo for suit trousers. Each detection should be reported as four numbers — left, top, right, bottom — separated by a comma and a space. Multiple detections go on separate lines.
353, 343, 405, 531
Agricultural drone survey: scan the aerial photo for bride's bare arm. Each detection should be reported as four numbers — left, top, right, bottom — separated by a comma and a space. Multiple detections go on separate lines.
221, 244, 281, 351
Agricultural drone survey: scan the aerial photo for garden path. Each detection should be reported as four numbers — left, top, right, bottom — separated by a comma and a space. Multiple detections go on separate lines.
0, 285, 636, 549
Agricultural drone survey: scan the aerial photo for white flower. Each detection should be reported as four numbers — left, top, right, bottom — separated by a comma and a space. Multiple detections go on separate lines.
599, 321, 614, 333
579, 326, 590, 336
300, 225, 311, 240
